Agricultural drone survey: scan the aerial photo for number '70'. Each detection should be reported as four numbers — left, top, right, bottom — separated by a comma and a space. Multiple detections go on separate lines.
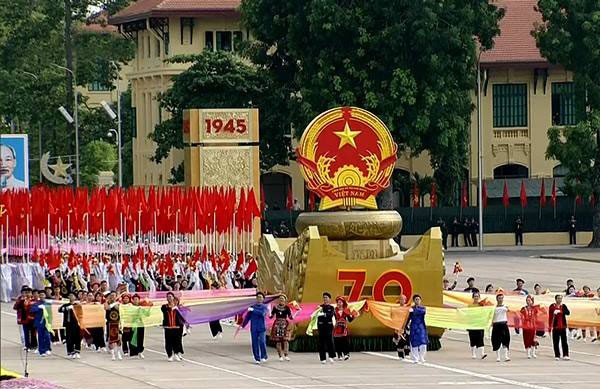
337, 269, 413, 302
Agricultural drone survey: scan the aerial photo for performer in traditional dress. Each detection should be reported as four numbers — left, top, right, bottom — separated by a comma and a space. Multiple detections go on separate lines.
549, 294, 570, 360
408, 294, 427, 364
58, 292, 82, 359
317, 292, 336, 364
468, 291, 487, 359
90, 292, 107, 352
242, 291, 269, 364
520, 295, 541, 359
120, 294, 133, 356
161, 292, 186, 362
13, 286, 36, 351
129, 294, 149, 359
492, 293, 511, 362
333, 296, 356, 361
31, 290, 52, 356
392, 295, 410, 360
104, 291, 123, 360
269, 294, 293, 361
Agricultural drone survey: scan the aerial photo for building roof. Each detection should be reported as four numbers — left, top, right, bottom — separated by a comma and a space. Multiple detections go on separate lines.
110, 0, 241, 24
481, 0, 546, 65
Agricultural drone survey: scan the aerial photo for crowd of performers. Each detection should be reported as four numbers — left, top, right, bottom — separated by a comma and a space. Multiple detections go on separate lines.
10, 267, 600, 365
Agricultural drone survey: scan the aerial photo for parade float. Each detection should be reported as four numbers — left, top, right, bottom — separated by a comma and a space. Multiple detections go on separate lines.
258, 107, 445, 351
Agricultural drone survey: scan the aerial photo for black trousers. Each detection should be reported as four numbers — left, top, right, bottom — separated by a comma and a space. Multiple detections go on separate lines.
451, 234, 458, 247
468, 329, 484, 348
334, 336, 350, 358
91, 327, 105, 349
23, 323, 38, 350
65, 324, 81, 354
122, 328, 133, 354
515, 232, 523, 245
442, 235, 448, 250
130, 327, 145, 356
209, 320, 223, 337
552, 329, 569, 358
463, 233, 471, 247
569, 230, 576, 244
318, 327, 335, 361
491, 322, 510, 351
164, 327, 184, 357
471, 233, 478, 247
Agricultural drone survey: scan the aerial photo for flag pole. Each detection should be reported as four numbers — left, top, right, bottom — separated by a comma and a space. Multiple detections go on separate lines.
476, 55, 484, 252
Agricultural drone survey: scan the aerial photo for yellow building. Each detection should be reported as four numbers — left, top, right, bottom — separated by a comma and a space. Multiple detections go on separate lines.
111, 0, 570, 207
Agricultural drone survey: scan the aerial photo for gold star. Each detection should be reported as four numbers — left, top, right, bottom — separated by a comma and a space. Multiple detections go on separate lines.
334, 122, 361, 149
49, 157, 71, 178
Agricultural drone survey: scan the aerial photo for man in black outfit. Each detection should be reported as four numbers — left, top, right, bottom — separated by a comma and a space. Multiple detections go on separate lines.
514, 217, 524, 246
451, 217, 460, 247
463, 218, 472, 247
317, 292, 336, 364
470, 217, 479, 247
437, 218, 448, 250
568, 216, 576, 245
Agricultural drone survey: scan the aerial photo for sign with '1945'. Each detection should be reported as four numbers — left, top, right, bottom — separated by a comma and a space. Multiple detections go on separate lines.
183, 108, 259, 145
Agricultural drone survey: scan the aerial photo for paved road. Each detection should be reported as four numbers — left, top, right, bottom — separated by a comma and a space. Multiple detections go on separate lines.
2, 254, 600, 389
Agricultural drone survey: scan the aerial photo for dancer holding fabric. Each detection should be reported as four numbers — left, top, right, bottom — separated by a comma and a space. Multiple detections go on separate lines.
520, 295, 541, 359
333, 296, 356, 361
408, 294, 428, 364
129, 294, 149, 359
161, 292, 186, 362
492, 293, 511, 362
242, 291, 269, 364
269, 294, 293, 361
58, 292, 82, 359
468, 292, 487, 359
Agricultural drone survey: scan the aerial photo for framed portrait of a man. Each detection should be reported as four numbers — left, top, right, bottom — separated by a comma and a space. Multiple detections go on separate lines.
0, 134, 29, 191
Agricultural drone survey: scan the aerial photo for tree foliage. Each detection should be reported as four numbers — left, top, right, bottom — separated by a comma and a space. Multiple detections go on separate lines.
241, 0, 504, 205
150, 51, 293, 178
535, 0, 600, 247
80, 139, 117, 186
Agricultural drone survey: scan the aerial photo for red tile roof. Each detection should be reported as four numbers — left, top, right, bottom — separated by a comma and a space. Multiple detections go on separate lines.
481, 0, 546, 65
110, 0, 240, 24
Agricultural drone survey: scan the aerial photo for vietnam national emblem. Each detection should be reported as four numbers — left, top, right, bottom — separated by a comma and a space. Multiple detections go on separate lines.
296, 107, 397, 210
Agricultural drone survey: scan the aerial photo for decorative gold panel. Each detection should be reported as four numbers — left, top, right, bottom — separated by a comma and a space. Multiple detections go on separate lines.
198, 146, 258, 189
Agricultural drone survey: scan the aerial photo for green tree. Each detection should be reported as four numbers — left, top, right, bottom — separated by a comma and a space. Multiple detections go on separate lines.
150, 51, 292, 182
80, 139, 117, 186
534, 0, 600, 247
241, 0, 503, 206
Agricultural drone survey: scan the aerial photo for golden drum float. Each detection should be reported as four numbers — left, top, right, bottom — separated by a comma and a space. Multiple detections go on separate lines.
258, 107, 444, 351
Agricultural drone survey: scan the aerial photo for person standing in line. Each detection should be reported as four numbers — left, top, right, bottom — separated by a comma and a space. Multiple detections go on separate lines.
520, 295, 541, 359
316, 292, 336, 364
129, 293, 149, 359
104, 291, 123, 361
514, 217, 524, 246
549, 294, 570, 360
91, 292, 107, 352
451, 217, 460, 247
463, 218, 472, 247
269, 294, 293, 361
58, 292, 82, 359
13, 286, 36, 351
242, 291, 269, 364
464, 277, 478, 293
333, 296, 356, 361
31, 290, 52, 356
470, 218, 479, 247
492, 293, 511, 362
568, 216, 577, 245
408, 295, 428, 364
161, 292, 186, 362
468, 292, 487, 359
120, 293, 133, 356
393, 295, 410, 360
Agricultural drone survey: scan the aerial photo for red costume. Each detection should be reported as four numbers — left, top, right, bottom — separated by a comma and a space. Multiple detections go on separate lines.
520, 304, 541, 348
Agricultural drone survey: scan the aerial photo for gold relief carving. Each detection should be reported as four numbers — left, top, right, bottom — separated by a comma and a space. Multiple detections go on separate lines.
257, 235, 285, 293
281, 229, 310, 302
295, 211, 402, 240
200, 147, 253, 188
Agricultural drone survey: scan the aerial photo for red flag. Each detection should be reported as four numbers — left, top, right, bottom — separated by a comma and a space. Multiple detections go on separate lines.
590, 193, 596, 208
575, 193, 582, 206
220, 247, 231, 272
247, 188, 261, 223
201, 245, 208, 264
121, 254, 130, 275
46, 248, 61, 271
412, 181, 420, 208
286, 183, 294, 210
244, 258, 257, 279
520, 180, 527, 208
430, 182, 437, 208
482, 181, 488, 209
193, 247, 201, 267
539, 179, 546, 208
82, 255, 91, 275
32, 248, 40, 263
165, 254, 175, 277
235, 251, 244, 272
550, 179, 557, 208
308, 191, 316, 211
502, 180, 510, 209
461, 182, 468, 208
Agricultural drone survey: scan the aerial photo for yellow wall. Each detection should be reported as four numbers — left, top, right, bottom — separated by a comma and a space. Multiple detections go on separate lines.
79, 63, 132, 107
400, 231, 591, 248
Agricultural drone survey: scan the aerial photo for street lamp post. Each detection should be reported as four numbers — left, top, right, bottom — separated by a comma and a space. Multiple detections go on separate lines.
20, 71, 43, 183
107, 128, 121, 187
100, 61, 123, 187
476, 54, 484, 252
52, 63, 80, 187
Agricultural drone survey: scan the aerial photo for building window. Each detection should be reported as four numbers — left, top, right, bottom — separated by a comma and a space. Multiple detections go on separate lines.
551, 82, 576, 126
181, 17, 194, 45
205, 31, 213, 50
233, 31, 243, 50
147, 35, 151, 58
87, 81, 110, 92
216, 31, 232, 51
553, 164, 568, 178
493, 164, 529, 179
493, 84, 528, 128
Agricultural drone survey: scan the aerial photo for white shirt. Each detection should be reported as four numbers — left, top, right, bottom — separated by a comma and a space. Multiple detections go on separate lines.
1, 176, 27, 191
493, 305, 508, 323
